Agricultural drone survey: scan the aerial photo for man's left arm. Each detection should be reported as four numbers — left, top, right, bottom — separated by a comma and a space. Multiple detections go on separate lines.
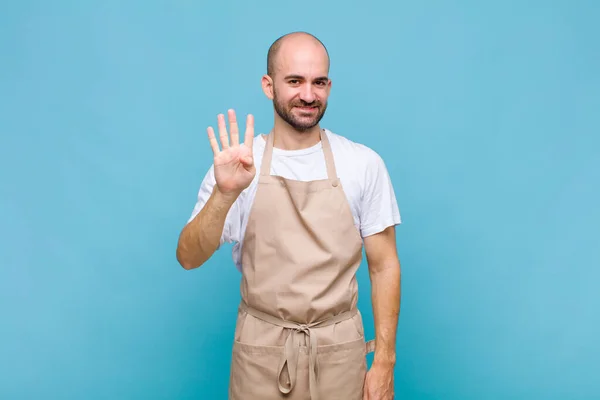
363, 225, 401, 399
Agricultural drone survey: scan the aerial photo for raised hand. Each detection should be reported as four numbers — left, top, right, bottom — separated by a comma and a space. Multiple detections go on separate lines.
207, 109, 256, 196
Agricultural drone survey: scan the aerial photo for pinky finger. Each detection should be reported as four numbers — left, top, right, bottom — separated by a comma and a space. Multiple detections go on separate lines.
207, 127, 220, 155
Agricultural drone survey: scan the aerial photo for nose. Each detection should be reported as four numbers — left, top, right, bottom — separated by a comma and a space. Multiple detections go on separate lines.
299, 83, 316, 103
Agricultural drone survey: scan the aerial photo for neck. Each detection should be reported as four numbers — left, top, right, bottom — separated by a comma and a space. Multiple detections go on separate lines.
270, 117, 322, 150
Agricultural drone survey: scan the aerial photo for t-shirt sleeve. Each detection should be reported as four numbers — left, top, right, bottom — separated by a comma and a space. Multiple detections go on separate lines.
359, 150, 402, 237
186, 165, 242, 247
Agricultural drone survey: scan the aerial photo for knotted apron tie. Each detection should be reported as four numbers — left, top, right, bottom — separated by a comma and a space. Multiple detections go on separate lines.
240, 303, 361, 400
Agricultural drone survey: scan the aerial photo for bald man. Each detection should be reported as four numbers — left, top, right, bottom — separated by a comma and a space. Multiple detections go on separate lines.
176, 32, 401, 400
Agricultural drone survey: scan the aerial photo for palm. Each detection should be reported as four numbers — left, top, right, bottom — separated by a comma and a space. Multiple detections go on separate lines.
207, 110, 256, 195
214, 145, 254, 193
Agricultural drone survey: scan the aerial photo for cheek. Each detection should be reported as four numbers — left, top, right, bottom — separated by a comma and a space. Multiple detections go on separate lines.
279, 92, 298, 105
319, 86, 331, 98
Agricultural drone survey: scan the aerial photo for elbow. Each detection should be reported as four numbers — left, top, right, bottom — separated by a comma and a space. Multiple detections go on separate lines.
175, 225, 216, 270
179, 260, 198, 271
176, 247, 202, 270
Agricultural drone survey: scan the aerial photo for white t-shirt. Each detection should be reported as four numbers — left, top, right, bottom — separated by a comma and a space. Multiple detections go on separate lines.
188, 129, 402, 271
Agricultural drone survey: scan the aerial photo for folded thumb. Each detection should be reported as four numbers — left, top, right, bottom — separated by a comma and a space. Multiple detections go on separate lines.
241, 155, 253, 166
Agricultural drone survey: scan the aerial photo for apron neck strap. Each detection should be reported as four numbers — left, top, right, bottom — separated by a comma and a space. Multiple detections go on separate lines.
260, 129, 338, 180
320, 130, 338, 180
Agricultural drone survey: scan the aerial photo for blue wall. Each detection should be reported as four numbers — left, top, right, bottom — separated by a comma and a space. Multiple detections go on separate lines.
1, 1, 598, 399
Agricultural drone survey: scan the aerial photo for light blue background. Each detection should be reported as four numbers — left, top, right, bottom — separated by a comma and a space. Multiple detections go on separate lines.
1, 1, 598, 399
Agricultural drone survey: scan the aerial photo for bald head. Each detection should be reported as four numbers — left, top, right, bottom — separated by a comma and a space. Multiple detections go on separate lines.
267, 32, 330, 77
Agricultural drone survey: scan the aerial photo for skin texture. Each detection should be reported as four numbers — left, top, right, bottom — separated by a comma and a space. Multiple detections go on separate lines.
175, 32, 400, 400
363, 226, 401, 400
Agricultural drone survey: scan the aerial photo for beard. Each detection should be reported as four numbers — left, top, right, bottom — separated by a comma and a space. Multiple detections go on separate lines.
273, 88, 328, 132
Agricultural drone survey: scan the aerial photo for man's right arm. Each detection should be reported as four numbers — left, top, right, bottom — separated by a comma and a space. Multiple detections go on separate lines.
176, 185, 239, 270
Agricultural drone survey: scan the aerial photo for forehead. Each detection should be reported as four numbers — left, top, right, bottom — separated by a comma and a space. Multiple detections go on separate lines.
275, 39, 329, 78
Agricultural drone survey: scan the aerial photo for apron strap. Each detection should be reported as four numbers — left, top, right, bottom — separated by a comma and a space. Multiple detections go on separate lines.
240, 303, 362, 400
260, 132, 275, 176
319, 129, 338, 181
260, 129, 339, 181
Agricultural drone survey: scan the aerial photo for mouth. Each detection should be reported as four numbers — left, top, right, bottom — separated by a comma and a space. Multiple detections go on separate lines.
294, 106, 318, 113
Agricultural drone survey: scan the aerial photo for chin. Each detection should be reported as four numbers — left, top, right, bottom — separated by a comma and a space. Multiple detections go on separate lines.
292, 119, 319, 131
294, 124, 317, 132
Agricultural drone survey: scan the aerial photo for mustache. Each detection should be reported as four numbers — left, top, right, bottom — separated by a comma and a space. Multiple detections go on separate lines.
291, 100, 322, 108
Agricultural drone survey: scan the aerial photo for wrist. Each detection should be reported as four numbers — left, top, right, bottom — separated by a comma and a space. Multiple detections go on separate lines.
373, 350, 396, 368
214, 184, 241, 205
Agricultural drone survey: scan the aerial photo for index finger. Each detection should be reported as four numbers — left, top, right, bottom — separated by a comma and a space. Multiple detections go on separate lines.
244, 114, 255, 150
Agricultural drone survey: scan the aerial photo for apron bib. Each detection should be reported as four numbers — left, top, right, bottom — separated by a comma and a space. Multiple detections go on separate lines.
228, 130, 375, 400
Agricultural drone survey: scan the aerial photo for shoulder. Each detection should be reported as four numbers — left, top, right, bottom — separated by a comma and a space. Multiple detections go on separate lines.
325, 129, 385, 169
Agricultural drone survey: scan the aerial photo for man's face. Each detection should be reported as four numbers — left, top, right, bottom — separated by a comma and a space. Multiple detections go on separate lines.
269, 40, 331, 132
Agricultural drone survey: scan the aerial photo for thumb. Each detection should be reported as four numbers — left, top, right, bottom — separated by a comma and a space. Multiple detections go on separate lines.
239, 155, 254, 168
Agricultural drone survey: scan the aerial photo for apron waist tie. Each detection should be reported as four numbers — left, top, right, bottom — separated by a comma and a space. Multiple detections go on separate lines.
240, 303, 360, 400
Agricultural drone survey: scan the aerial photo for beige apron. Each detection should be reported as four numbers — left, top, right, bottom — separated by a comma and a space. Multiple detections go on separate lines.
228, 129, 375, 400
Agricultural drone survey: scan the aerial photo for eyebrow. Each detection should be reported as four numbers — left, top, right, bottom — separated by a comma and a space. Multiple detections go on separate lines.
284, 74, 329, 81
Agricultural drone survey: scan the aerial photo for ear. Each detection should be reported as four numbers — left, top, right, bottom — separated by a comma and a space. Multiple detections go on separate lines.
261, 74, 274, 100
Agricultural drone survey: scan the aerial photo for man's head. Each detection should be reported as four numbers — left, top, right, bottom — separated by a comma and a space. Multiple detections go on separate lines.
262, 32, 331, 132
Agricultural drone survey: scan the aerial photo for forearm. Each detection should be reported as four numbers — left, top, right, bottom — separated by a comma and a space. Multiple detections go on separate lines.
176, 185, 238, 270
370, 260, 401, 366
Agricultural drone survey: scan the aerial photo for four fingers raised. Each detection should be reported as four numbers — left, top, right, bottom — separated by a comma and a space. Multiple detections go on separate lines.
207, 110, 255, 156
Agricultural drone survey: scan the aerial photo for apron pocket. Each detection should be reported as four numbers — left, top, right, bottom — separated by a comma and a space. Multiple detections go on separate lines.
316, 337, 367, 400
229, 340, 286, 400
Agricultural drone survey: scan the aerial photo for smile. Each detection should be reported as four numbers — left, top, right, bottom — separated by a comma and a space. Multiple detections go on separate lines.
295, 106, 318, 112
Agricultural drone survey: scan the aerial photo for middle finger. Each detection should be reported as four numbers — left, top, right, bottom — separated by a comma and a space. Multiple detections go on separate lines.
228, 109, 239, 146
